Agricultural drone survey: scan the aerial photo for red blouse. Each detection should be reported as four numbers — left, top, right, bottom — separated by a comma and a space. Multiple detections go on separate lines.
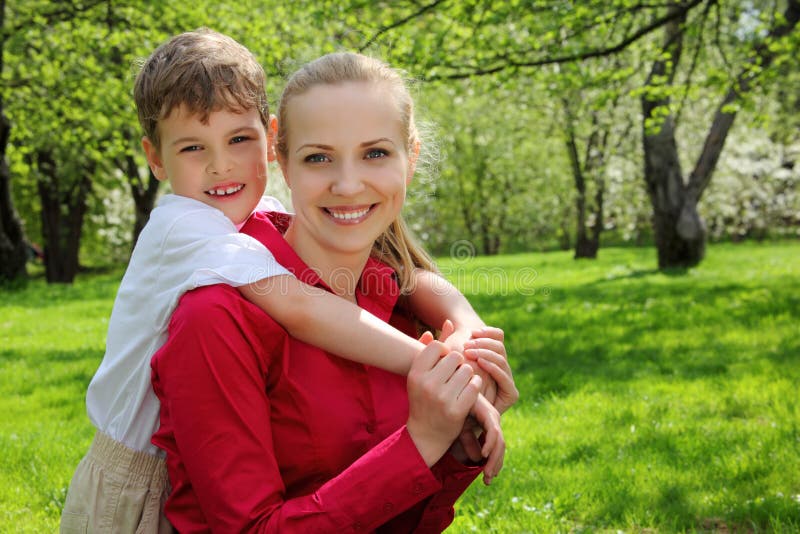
151, 212, 480, 533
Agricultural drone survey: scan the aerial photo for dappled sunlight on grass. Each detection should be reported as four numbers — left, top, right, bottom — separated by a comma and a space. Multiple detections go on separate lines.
446, 242, 799, 532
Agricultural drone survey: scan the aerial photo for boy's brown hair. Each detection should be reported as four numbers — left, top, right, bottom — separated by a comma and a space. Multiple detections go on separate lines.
134, 28, 269, 149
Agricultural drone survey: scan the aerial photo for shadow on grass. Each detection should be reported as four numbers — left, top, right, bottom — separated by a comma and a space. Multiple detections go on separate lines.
468, 271, 800, 400
0, 269, 123, 309
1, 347, 97, 398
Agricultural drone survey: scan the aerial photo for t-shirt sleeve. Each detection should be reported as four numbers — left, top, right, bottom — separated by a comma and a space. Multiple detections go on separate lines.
152, 203, 292, 331
256, 195, 287, 213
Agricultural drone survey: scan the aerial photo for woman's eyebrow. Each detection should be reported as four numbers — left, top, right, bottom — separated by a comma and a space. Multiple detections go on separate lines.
360, 138, 395, 147
296, 143, 334, 153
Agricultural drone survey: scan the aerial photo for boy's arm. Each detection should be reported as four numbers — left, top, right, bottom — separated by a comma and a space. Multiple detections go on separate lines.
238, 275, 423, 375
407, 270, 498, 403
406, 270, 485, 349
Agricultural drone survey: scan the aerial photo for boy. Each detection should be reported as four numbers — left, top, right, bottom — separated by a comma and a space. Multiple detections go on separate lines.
60, 29, 503, 533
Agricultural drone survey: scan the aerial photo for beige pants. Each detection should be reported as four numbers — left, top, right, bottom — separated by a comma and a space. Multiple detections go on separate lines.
60, 431, 173, 534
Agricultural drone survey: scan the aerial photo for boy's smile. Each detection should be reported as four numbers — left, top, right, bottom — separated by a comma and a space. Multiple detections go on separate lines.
142, 105, 270, 225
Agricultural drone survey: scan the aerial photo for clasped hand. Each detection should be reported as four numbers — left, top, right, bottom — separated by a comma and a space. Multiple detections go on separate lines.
407, 321, 518, 485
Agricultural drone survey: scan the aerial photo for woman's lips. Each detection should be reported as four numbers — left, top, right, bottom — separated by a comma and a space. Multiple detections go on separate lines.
323, 204, 376, 224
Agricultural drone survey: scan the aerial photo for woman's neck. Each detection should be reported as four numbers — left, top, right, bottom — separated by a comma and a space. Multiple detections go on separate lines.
284, 224, 371, 302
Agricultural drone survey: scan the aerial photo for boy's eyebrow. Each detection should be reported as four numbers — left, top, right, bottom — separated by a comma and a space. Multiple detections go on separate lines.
170, 126, 258, 147
295, 138, 396, 153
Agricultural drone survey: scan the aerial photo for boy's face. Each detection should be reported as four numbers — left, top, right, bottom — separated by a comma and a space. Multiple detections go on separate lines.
142, 105, 271, 225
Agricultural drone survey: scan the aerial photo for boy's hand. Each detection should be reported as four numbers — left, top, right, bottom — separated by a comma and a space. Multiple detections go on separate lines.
438, 321, 498, 405
467, 393, 505, 485
464, 327, 519, 415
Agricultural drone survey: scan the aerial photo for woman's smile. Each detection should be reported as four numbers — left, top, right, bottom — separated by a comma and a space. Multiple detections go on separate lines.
323, 204, 377, 224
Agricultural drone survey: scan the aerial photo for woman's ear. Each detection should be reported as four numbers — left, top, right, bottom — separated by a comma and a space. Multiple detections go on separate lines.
142, 137, 167, 182
407, 140, 421, 185
277, 154, 291, 189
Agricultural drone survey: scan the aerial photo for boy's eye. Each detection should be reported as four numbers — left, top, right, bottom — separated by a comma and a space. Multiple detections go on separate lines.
365, 148, 388, 159
304, 153, 330, 163
230, 135, 250, 144
179, 145, 202, 153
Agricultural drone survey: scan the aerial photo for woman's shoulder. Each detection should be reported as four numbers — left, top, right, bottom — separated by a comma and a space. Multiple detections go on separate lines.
173, 285, 285, 342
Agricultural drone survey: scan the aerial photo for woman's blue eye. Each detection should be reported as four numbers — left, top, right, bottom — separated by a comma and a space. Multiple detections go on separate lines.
305, 154, 329, 163
366, 148, 388, 159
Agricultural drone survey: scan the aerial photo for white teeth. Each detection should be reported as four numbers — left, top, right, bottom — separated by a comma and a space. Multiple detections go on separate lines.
207, 184, 244, 196
329, 207, 370, 220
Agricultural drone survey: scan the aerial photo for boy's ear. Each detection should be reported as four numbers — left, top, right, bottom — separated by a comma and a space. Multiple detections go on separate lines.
407, 140, 421, 185
142, 137, 167, 182
266, 115, 278, 163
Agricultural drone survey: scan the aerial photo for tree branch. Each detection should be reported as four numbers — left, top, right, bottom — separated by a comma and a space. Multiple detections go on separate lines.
426, 0, 707, 80
687, 0, 800, 199
358, 0, 447, 52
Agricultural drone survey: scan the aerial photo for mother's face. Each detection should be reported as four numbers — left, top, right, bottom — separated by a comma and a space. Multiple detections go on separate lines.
277, 81, 413, 259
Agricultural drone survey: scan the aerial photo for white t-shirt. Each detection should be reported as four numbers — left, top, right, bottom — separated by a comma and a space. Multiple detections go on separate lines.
86, 194, 291, 455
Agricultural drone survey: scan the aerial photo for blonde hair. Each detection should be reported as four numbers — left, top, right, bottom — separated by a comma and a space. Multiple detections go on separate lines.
134, 28, 269, 149
277, 52, 436, 293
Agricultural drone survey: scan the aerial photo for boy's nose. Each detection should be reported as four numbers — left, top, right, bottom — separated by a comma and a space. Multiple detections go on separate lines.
206, 155, 234, 175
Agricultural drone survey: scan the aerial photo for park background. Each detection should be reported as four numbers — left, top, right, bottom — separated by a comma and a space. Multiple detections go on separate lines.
1, 1, 798, 532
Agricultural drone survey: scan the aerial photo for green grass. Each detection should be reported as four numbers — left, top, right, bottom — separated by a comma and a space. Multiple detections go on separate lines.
1, 242, 799, 532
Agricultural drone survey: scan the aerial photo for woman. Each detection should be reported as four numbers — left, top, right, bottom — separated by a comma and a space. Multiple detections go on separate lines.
151, 52, 517, 533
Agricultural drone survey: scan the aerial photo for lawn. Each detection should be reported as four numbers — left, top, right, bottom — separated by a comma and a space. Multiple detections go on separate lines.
1, 241, 798, 532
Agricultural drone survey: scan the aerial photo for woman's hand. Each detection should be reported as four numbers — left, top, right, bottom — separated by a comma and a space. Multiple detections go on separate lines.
406, 336, 482, 467
464, 327, 519, 415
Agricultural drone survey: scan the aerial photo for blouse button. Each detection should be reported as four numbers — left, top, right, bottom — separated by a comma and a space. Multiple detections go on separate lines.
353, 521, 363, 531
413, 482, 425, 494
383, 502, 394, 513
365, 423, 376, 434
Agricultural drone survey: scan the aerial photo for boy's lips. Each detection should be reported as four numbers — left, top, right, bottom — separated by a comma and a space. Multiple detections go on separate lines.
323, 204, 376, 224
206, 183, 244, 197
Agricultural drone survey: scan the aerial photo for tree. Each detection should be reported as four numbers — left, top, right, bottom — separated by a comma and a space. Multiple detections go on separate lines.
0, 0, 28, 282
641, 0, 800, 267
555, 57, 638, 259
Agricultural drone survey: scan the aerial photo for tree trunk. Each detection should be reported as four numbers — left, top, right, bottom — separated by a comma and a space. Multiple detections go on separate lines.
642, 111, 707, 268
126, 156, 160, 249
36, 150, 91, 284
0, 0, 28, 283
565, 106, 604, 260
641, 9, 705, 269
0, 106, 28, 282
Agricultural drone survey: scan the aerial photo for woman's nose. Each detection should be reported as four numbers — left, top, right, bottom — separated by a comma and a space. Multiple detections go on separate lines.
330, 162, 366, 196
